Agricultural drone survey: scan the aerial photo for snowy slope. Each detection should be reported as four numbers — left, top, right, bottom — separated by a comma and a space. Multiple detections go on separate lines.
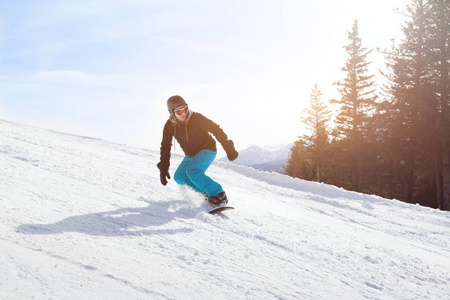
1, 119, 449, 300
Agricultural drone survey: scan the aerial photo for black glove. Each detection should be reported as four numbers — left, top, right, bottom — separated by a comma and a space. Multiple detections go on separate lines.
160, 170, 171, 186
223, 140, 239, 161
157, 162, 170, 186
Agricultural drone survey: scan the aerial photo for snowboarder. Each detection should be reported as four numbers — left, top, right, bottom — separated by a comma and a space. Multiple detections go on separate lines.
157, 95, 239, 207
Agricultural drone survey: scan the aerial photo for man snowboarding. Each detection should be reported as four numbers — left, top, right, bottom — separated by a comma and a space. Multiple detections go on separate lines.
157, 95, 239, 207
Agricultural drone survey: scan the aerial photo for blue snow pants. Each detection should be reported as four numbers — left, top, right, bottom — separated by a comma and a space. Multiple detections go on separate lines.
174, 150, 224, 197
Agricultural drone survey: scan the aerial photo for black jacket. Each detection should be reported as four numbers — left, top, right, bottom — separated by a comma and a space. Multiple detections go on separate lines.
158, 112, 233, 171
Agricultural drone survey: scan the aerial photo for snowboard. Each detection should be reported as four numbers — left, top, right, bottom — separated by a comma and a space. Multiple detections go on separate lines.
208, 206, 235, 215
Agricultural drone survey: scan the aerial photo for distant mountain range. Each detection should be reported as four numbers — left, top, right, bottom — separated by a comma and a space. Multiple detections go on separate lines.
219, 143, 293, 173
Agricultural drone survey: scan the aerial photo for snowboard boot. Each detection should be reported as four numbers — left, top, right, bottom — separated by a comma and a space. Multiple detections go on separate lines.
208, 191, 228, 207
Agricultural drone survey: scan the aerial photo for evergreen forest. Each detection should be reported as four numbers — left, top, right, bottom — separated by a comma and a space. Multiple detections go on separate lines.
284, 0, 450, 210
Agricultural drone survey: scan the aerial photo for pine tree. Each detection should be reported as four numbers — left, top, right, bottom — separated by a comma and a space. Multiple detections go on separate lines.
429, 0, 450, 210
382, 0, 437, 205
301, 83, 331, 182
284, 139, 312, 180
332, 20, 377, 191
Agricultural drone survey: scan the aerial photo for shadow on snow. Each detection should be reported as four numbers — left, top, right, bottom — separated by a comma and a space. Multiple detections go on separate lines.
16, 200, 199, 237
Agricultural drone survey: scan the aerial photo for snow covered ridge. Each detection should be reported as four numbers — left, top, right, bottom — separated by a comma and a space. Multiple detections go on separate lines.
219, 143, 292, 173
1, 118, 450, 300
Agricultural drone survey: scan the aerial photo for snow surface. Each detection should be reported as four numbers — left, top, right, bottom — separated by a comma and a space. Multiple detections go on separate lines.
1, 119, 449, 300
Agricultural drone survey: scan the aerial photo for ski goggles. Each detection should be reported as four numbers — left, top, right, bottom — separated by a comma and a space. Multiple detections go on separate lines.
174, 105, 188, 116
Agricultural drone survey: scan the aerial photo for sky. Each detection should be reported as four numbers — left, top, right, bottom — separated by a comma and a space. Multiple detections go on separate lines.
0, 0, 412, 154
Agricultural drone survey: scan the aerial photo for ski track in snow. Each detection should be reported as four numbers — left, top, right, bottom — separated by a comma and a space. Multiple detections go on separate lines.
1, 119, 450, 300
